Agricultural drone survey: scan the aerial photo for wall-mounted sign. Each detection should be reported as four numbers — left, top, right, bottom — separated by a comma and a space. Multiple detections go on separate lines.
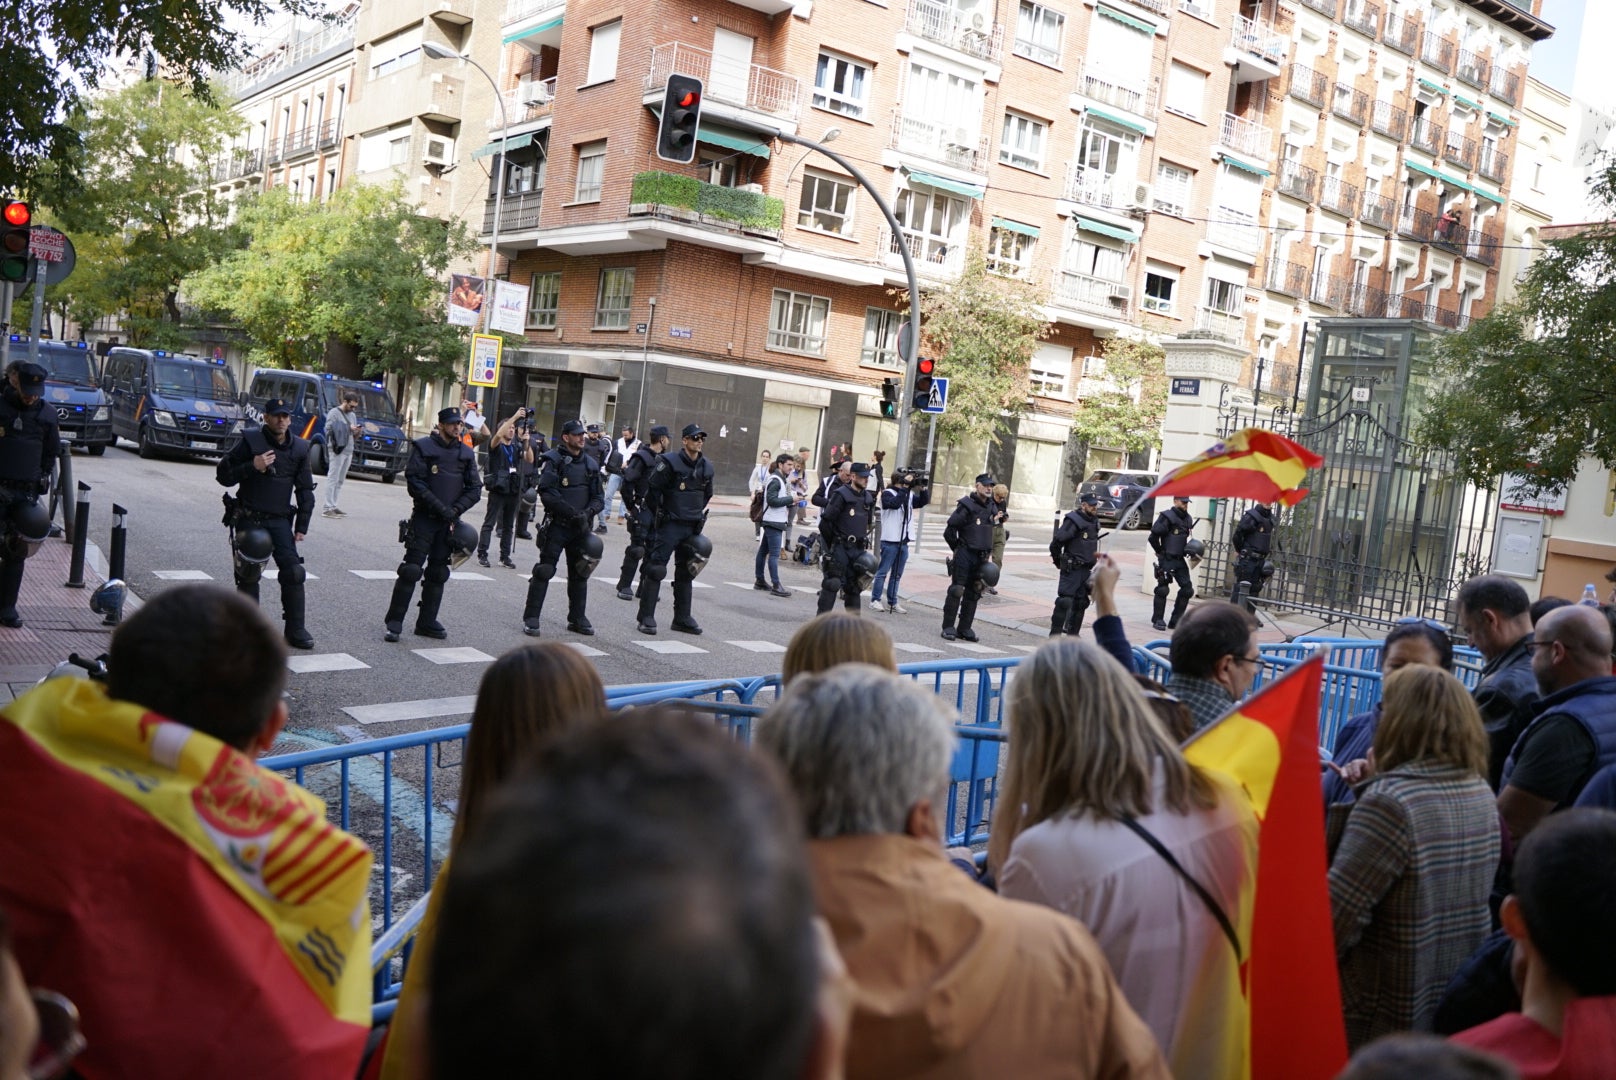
669, 327, 694, 339
1170, 378, 1201, 396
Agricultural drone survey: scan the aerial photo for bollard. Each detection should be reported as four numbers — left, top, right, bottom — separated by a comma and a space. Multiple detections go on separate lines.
109, 503, 128, 583
66, 482, 90, 589
50, 444, 75, 540
1232, 578, 1251, 615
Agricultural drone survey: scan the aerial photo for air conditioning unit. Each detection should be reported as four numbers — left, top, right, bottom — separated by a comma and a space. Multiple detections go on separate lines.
1108, 283, 1133, 302
518, 77, 550, 107
946, 126, 973, 148
965, 9, 989, 34
423, 137, 454, 167
1132, 182, 1153, 207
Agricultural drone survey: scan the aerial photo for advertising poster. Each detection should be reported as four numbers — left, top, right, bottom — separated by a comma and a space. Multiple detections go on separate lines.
490, 279, 530, 336
448, 274, 486, 327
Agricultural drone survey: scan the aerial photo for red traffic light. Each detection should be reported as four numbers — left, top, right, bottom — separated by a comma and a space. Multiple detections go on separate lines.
677, 90, 699, 108
916, 357, 935, 376
2, 201, 28, 228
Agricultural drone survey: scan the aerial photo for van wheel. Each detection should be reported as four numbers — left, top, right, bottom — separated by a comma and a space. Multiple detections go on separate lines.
137, 425, 158, 459
88, 444, 107, 457
309, 443, 327, 476
382, 471, 397, 485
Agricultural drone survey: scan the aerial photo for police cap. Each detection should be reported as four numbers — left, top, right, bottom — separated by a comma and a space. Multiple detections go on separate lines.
682, 423, 707, 439
975, 473, 996, 487
649, 425, 670, 440
438, 407, 463, 425
561, 419, 587, 436
1079, 492, 1099, 505
262, 398, 293, 416
13, 363, 46, 394
849, 462, 871, 478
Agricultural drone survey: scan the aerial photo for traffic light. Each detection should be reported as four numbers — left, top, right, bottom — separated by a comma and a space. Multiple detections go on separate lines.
880, 377, 899, 419
0, 201, 31, 285
656, 75, 704, 164
911, 356, 936, 410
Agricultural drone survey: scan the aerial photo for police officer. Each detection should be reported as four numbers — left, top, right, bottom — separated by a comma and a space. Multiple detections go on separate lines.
1149, 494, 1197, 632
1049, 492, 1104, 637
637, 423, 714, 635
811, 459, 850, 512
216, 398, 316, 648
615, 424, 670, 601
1229, 501, 1276, 612
384, 407, 481, 642
522, 419, 604, 637
0, 362, 60, 629
941, 473, 999, 643
816, 461, 876, 615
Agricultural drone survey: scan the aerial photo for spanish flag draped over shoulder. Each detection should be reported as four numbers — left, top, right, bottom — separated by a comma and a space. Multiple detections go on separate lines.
0, 678, 372, 1079
1147, 428, 1324, 507
1182, 653, 1347, 1080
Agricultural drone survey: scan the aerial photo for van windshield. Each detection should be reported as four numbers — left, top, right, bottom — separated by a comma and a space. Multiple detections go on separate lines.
34, 346, 98, 387
155, 360, 237, 402
337, 382, 400, 424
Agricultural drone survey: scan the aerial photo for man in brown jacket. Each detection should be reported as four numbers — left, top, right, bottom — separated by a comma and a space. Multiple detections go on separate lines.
758, 664, 1170, 1080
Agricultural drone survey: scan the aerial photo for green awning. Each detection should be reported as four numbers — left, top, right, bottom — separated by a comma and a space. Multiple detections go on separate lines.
503, 15, 562, 44
1441, 171, 1474, 192
1220, 153, 1271, 177
991, 216, 1040, 237
1417, 78, 1449, 95
1076, 216, 1139, 243
472, 132, 534, 159
1085, 106, 1149, 134
696, 121, 772, 159
1487, 111, 1518, 127
1454, 94, 1481, 111
903, 167, 984, 200
1405, 159, 1443, 180
1097, 4, 1163, 34
1472, 185, 1503, 205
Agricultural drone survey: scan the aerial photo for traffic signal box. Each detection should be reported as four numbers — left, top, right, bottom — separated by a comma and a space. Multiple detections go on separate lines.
1, 201, 31, 284
911, 356, 936, 410
656, 75, 704, 164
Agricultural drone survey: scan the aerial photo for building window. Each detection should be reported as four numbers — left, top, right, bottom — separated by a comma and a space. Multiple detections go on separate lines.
1014, 1, 1065, 67
586, 20, 622, 85
357, 122, 412, 173
861, 307, 904, 369
893, 186, 967, 266
813, 51, 870, 119
798, 170, 856, 235
528, 271, 561, 329
505, 153, 544, 195
1029, 343, 1073, 398
575, 141, 605, 202
1164, 62, 1207, 119
768, 289, 831, 356
699, 150, 745, 188
369, 25, 422, 81
388, 129, 412, 166
1065, 236, 1127, 282
1143, 264, 1177, 314
1073, 119, 1139, 206
1206, 276, 1243, 314
986, 225, 1036, 278
999, 111, 1048, 171
594, 267, 634, 329
1153, 161, 1192, 216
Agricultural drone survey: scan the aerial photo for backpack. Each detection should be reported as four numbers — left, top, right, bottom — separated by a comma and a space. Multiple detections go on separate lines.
748, 488, 766, 523
606, 444, 625, 476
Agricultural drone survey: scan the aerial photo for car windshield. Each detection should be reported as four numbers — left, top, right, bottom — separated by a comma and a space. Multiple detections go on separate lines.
337, 382, 400, 424
154, 360, 237, 402
34, 346, 98, 386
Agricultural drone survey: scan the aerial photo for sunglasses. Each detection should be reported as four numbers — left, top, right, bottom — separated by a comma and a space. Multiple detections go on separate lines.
1395, 616, 1453, 635
688, 434, 706, 441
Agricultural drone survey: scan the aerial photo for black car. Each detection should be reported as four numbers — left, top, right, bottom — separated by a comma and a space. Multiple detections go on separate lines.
1077, 470, 1159, 529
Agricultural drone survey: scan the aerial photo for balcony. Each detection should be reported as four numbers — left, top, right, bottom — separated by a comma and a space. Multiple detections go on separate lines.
1064, 162, 1138, 210
483, 188, 544, 235
1230, 14, 1287, 68
1478, 145, 1508, 183
1207, 207, 1261, 254
1359, 190, 1394, 230
1309, 272, 1348, 308
502, 0, 565, 50
1288, 64, 1328, 109
1490, 67, 1520, 106
217, 148, 264, 183
1266, 259, 1307, 297
629, 171, 785, 238
1456, 50, 1490, 90
1051, 270, 1132, 317
1195, 307, 1245, 344
646, 42, 801, 124
1371, 99, 1407, 141
1464, 226, 1501, 267
491, 78, 557, 131
1075, 59, 1156, 117
891, 112, 989, 173
903, 0, 1004, 63
1342, 0, 1379, 37
1398, 203, 1435, 241
1219, 112, 1272, 158
317, 117, 340, 151
1278, 158, 1318, 203
1332, 84, 1368, 126
1411, 117, 1444, 156
1382, 13, 1419, 54
282, 125, 318, 160
1421, 31, 1453, 73
1320, 175, 1358, 217
1345, 282, 1387, 316
219, 12, 357, 96
1444, 132, 1476, 170
881, 224, 965, 277
1298, 0, 1337, 16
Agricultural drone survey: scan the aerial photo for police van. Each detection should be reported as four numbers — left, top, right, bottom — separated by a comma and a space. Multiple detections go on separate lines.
7, 336, 113, 454
102, 347, 245, 459
244, 369, 408, 483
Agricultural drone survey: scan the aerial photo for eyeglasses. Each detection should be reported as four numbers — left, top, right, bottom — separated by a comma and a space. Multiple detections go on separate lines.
1228, 654, 1262, 667
689, 434, 707, 442
1396, 616, 1453, 635
29, 988, 86, 1079
1525, 639, 1558, 653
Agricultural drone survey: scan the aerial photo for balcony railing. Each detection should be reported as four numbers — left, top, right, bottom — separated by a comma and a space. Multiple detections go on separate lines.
213, 148, 264, 183
1219, 112, 1272, 158
266, 140, 284, 166
1478, 145, 1508, 183
1397, 204, 1433, 241
283, 125, 318, 159
1231, 15, 1286, 66
219, 13, 357, 95
317, 117, 340, 151
1332, 84, 1368, 126
491, 78, 558, 129
1383, 13, 1418, 54
881, 225, 966, 277
1122, 0, 1168, 12
646, 42, 801, 120
632, 171, 785, 237
1266, 259, 1307, 297
890, 112, 989, 173
1320, 175, 1358, 217
1309, 272, 1348, 308
1456, 49, 1490, 90
1343, 0, 1379, 36
1360, 190, 1394, 230
1075, 59, 1156, 116
1298, 0, 1337, 16
503, 0, 564, 26
1411, 117, 1444, 156
483, 188, 544, 235
1288, 64, 1328, 109
1464, 226, 1501, 266
1278, 158, 1318, 203
1195, 307, 1245, 343
1421, 31, 1453, 72
1444, 132, 1477, 170
1432, 212, 1465, 254
1051, 270, 1131, 316
1065, 162, 1137, 210
1345, 282, 1386, 317
1490, 67, 1520, 106
1207, 207, 1261, 254
904, 0, 1004, 63
1371, 99, 1407, 140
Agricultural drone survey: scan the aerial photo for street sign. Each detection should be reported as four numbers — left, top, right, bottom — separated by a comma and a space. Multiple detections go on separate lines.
920, 376, 948, 414
468, 333, 502, 388
1170, 378, 1201, 396
29, 228, 67, 262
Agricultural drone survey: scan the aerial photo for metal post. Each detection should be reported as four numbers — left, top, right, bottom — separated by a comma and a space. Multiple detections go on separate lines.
635, 296, 657, 436
0, 281, 12, 367
26, 255, 46, 366
109, 503, 128, 582
914, 413, 938, 554
66, 482, 90, 588
51, 444, 74, 539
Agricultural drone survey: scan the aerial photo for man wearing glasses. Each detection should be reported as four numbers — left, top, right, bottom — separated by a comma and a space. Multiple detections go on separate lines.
1164, 601, 1261, 732
636, 423, 715, 635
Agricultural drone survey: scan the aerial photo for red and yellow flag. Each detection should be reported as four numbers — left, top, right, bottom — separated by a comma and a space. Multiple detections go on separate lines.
1149, 428, 1324, 507
1182, 653, 1347, 1080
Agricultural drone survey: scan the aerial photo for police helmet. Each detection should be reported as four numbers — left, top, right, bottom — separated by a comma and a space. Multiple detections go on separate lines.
572, 531, 606, 577
448, 520, 479, 569
676, 533, 714, 578
1261, 560, 1276, 579
235, 525, 274, 564
1185, 538, 1206, 559
90, 579, 127, 619
8, 500, 52, 544
978, 560, 1002, 589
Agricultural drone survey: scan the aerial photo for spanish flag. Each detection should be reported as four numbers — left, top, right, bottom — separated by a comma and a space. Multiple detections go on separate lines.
0, 677, 373, 1079
1149, 428, 1324, 506
1182, 653, 1347, 1080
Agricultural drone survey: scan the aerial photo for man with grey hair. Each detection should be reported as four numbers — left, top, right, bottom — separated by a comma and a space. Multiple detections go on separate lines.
757, 665, 1168, 1080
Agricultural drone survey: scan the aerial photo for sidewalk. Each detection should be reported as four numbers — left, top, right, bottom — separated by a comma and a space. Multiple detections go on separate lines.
0, 530, 122, 702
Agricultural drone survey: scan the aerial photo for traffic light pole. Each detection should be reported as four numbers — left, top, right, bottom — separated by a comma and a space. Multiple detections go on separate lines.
768, 129, 924, 468
26, 253, 46, 365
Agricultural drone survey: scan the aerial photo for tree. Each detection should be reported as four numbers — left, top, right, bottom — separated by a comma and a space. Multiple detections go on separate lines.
1066, 335, 1169, 461
186, 183, 480, 409
2, 0, 316, 196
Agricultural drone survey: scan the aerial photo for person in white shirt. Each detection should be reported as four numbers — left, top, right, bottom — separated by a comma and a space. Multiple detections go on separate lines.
869, 469, 930, 613
602, 423, 640, 526
748, 451, 772, 537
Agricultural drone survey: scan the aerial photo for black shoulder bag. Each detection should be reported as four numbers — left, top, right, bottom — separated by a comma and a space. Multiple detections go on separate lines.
1119, 816, 1242, 961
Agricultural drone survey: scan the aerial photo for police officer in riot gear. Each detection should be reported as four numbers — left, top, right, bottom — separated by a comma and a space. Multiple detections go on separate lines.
522, 419, 604, 637
1229, 501, 1276, 613
941, 474, 998, 642
1149, 495, 1197, 632
0, 362, 60, 629
384, 407, 481, 642
816, 461, 876, 614
216, 398, 316, 648
616, 425, 670, 601
637, 423, 714, 635
1049, 491, 1104, 637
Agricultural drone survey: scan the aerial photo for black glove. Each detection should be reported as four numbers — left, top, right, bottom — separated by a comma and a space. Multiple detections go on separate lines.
1052, 555, 1062, 568
36, 477, 50, 497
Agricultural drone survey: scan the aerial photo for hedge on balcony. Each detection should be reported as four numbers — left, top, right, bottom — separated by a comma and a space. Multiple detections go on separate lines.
631, 171, 784, 232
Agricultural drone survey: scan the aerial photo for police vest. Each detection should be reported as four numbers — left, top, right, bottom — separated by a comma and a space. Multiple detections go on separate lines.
1056, 510, 1101, 564
824, 486, 873, 542
654, 451, 713, 522
1502, 677, 1616, 794
0, 392, 56, 484
1156, 508, 1193, 558
541, 447, 596, 514
235, 428, 308, 516
413, 434, 475, 510
1237, 509, 1274, 555
952, 495, 996, 552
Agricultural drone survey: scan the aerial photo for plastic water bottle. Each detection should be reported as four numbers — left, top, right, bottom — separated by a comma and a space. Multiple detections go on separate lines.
1583, 584, 1601, 606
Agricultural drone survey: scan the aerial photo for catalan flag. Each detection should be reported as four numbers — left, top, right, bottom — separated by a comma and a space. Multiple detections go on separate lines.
1148, 428, 1324, 507
1182, 653, 1347, 1080
0, 677, 373, 1079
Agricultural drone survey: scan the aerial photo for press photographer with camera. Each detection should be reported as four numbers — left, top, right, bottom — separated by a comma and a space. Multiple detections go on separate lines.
870, 467, 930, 614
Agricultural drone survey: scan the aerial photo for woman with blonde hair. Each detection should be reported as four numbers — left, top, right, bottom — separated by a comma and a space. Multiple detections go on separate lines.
1329, 663, 1498, 1050
992, 639, 1256, 1080
782, 612, 897, 683
475, 414, 533, 569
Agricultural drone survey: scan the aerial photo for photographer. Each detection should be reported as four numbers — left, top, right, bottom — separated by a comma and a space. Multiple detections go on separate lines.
870, 467, 930, 614
513, 417, 547, 540
476, 411, 534, 568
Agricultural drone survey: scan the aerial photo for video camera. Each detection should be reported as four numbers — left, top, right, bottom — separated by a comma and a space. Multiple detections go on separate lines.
893, 467, 930, 488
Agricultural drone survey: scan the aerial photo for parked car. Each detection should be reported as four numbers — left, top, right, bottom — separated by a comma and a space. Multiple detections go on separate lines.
102, 347, 245, 460
11, 336, 113, 455
1077, 469, 1159, 529
244, 369, 408, 483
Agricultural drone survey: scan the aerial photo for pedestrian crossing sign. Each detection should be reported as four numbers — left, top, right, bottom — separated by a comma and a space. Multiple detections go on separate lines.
920, 376, 948, 414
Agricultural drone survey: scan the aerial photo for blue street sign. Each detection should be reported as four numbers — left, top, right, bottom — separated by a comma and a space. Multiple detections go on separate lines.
921, 376, 949, 414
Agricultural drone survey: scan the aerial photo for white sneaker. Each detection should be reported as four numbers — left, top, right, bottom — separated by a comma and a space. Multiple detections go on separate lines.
870, 599, 886, 613
888, 602, 907, 614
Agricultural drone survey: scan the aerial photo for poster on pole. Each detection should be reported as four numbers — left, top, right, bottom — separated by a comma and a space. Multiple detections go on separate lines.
447, 274, 486, 327
468, 333, 502, 388
489, 279, 529, 335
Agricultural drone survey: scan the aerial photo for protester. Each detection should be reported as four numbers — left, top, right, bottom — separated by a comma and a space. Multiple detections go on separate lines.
782, 612, 897, 683
1328, 664, 1500, 1049
1457, 576, 1542, 789
992, 639, 1257, 1079
1530, 596, 1572, 626
1337, 1034, 1517, 1080
758, 665, 1170, 1079
1166, 601, 1261, 731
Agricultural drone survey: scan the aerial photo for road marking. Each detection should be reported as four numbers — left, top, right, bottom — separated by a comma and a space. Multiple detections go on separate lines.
632, 640, 708, 655
948, 642, 1005, 655
412, 647, 494, 665
727, 640, 786, 653
152, 570, 212, 581
287, 653, 370, 674
351, 570, 397, 580
343, 695, 478, 725
790, 585, 818, 594
724, 581, 761, 589
893, 642, 944, 655
566, 643, 608, 657
448, 571, 492, 581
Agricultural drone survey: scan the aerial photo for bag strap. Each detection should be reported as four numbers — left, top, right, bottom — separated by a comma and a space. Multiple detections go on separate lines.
1118, 815, 1241, 961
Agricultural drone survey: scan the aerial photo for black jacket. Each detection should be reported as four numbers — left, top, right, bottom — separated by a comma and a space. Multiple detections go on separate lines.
217, 426, 316, 534
1149, 505, 1195, 558
0, 386, 60, 487
1474, 634, 1542, 790
405, 431, 481, 520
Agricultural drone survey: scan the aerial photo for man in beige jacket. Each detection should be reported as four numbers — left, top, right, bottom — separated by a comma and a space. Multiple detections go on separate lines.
758, 664, 1170, 1080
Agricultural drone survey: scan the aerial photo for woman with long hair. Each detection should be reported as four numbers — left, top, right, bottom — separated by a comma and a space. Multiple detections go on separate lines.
476, 414, 532, 569
1329, 663, 1499, 1050
782, 612, 897, 683
991, 639, 1256, 1080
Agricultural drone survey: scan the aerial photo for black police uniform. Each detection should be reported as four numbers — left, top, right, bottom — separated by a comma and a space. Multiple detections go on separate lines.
1229, 504, 1275, 611
615, 441, 662, 599
215, 421, 316, 645
522, 442, 604, 635
638, 447, 713, 633
1049, 501, 1103, 636
816, 478, 874, 614
0, 372, 61, 627
514, 429, 547, 539
385, 431, 481, 640
1149, 501, 1197, 629
941, 491, 996, 641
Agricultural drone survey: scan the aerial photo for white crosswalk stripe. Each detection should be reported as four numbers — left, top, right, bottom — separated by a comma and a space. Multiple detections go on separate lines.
726, 640, 786, 653
350, 570, 397, 580
152, 570, 212, 581
633, 640, 708, 655
412, 647, 495, 665
345, 696, 477, 725
892, 642, 944, 655
287, 653, 369, 674
566, 643, 608, 657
